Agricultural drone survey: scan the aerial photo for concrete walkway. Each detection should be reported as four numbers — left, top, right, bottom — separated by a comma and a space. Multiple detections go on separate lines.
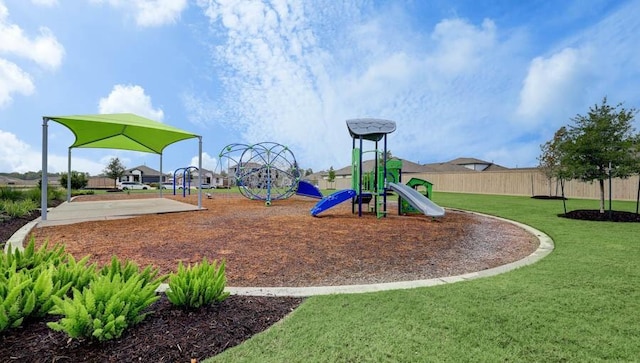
6, 202, 554, 297
38, 198, 204, 227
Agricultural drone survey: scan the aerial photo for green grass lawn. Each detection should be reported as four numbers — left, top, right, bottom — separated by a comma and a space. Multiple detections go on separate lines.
205, 192, 640, 362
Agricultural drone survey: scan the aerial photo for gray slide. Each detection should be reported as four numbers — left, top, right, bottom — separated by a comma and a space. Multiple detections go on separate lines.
388, 182, 445, 217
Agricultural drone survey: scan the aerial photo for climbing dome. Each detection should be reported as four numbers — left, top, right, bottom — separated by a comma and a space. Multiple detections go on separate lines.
218, 142, 300, 205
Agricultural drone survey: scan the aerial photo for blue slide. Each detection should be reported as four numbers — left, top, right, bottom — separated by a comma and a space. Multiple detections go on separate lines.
296, 180, 323, 199
311, 189, 356, 217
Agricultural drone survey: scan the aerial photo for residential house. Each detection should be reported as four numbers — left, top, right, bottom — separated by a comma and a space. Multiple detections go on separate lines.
120, 165, 168, 185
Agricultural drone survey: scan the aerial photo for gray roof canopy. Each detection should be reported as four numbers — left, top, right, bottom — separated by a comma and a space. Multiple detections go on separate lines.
346, 118, 396, 142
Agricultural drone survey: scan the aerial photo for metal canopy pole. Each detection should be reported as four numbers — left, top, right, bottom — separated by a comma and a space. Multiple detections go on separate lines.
358, 136, 363, 217
198, 136, 202, 209
67, 148, 72, 202
159, 154, 163, 198
351, 136, 356, 215
383, 133, 388, 217
41, 118, 49, 221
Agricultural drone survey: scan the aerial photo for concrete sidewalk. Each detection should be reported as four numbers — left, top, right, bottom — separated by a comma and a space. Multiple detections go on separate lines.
37, 198, 204, 227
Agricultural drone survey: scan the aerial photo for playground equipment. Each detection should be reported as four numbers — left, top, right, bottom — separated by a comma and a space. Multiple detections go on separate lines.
311, 118, 445, 218
399, 177, 434, 214
297, 180, 323, 199
218, 142, 312, 205
173, 166, 198, 197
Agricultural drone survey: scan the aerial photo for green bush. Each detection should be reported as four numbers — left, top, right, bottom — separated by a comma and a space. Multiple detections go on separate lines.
2, 239, 67, 274
0, 265, 72, 332
52, 254, 97, 293
99, 256, 164, 286
0, 199, 37, 218
0, 269, 35, 330
0, 186, 24, 202
0, 239, 98, 333
71, 189, 95, 197
166, 258, 230, 309
22, 187, 42, 203
48, 256, 165, 341
59, 171, 89, 190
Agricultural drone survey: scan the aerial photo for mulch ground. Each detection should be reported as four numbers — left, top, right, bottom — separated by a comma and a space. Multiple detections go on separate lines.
2, 192, 540, 362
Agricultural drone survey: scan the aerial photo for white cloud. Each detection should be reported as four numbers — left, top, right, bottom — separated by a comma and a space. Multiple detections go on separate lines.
189, 152, 217, 172
91, 0, 188, 27
0, 4, 65, 69
0, 1, 63, 107
0, 129, 34, 172
426, 18, 497, 75
0, 58, 34, 108
181, 92, 222, 128
0, 129, 105, 174
516, 47, 591, 123
98, 84, 165, 121
194, 1, 524, 170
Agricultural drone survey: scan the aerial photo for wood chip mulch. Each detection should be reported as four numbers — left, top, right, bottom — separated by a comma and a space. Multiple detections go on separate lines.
1, 192, 539, 361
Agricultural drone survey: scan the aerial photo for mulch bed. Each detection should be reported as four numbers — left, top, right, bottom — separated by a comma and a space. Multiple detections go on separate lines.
2, 192, 541, 361
1, 295, 302, 362
560, 209, 640, 222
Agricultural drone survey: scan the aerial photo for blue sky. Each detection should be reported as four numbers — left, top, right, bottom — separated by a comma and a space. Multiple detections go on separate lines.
1, 0, 639, 176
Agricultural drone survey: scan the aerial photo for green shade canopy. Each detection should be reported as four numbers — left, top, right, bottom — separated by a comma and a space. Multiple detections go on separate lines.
40, 113, 203, 222
44, 113, 199, 154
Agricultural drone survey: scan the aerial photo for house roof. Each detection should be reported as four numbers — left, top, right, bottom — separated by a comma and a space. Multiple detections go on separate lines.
319, 156, 510, 177
421, 162, 472, 172
126, 165, 162, 176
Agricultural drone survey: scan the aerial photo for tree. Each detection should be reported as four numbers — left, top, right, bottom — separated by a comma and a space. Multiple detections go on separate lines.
60, 171, 89, 190
103, 157, 126, 188
558, 97, 639, 213
304, 168, 313, 176
327, 166, 336, 189
538, 126, 570, 196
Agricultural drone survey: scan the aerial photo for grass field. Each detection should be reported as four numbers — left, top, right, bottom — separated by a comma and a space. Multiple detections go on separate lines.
204, 192, 640, 362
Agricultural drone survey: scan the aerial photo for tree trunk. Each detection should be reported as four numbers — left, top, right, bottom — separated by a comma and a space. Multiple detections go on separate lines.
599, 179, 605, 213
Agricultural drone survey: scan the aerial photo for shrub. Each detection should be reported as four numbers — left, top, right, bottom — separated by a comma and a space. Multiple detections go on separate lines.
166, 258, 230, 309
48, 256, 165, 341
0, 239, 97, 332
0, 265, 72, 332
99, 256, 164, 286
0, 269, 35, 331
1, 239, 67, 274
71, 189, 95, 197
0, 186, 24, 202
0, 199, 37, 218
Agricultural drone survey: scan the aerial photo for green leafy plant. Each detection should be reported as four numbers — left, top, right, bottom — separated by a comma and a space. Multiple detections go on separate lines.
99, 255, 164, 286
52, 254, 97, 294
48, 257, 164, 342
0, 186, 24, 202
0, 269, 35, 331
0, 239, 98, 332
1, 239, 67, 274
0, 265, 71, 332
0, 199, 37, 218
166, 258, 230, 309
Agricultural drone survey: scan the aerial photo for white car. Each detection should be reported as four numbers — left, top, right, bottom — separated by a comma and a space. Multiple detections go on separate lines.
118, 181, 151, 190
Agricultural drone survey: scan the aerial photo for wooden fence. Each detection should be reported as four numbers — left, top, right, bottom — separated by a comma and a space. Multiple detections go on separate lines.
314, 169, 640, 201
